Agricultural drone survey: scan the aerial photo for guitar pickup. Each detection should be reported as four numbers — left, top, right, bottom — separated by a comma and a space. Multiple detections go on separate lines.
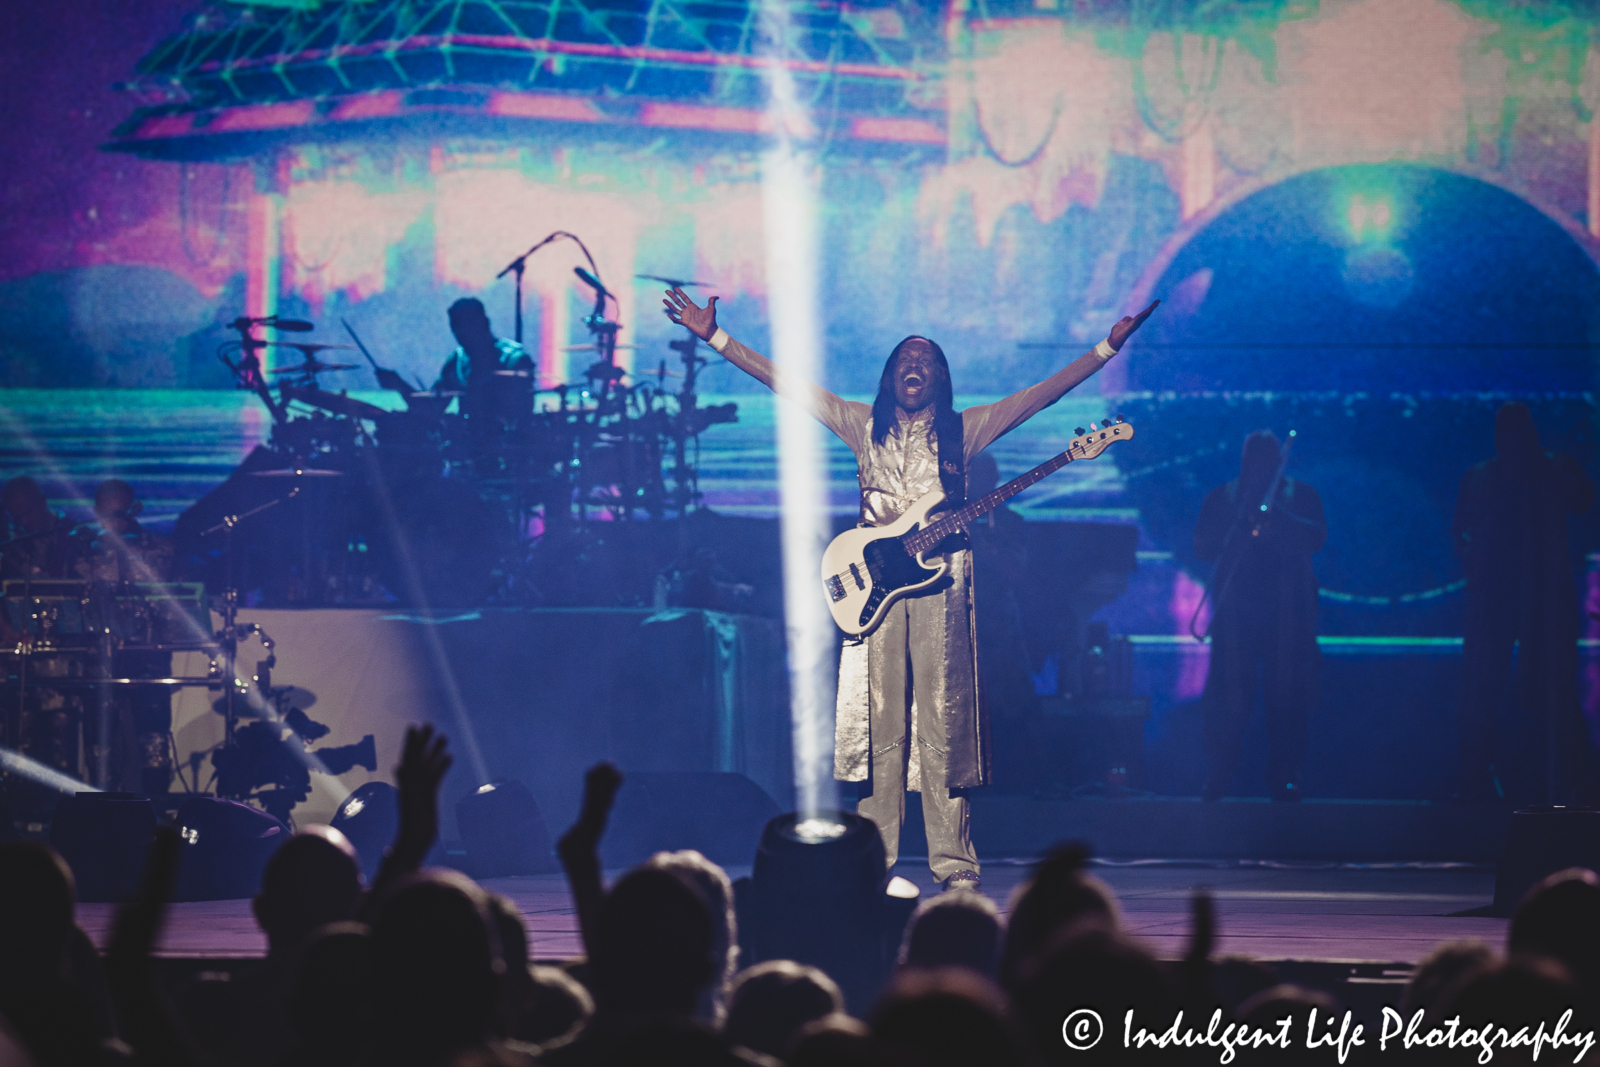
849, 563, 866, 589
825, 575, 847, 602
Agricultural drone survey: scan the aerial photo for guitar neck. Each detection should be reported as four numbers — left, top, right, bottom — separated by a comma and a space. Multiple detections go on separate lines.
903, 446, 1080, 554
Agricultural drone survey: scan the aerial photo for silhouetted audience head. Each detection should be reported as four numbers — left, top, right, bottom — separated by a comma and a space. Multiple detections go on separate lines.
485, 892, 535, 1038
900, 890, 1003, 977
253, 826, 363, 955
1013, 921, 1173, 1065
590, 866, 715, 1015
0, 842, 75, 981
0, 844, 112, 1067
1495, 401, 1542, 460
872, 966, 1028, 1067
517, 965, 593, 1048
369, 870, 505, 1065
1235, 984, 1338, 1065
1001, 844, 1118, 988
1402, 940, 1497, 1022
1441, 955, 1590, 1063
606, 1016, 754, 1067
789, 1014, 925, 1067
722, 960, 844, 1058
1, 477, 51, 531
1510, 867, 1600, 992
285, 921, 372, 1067
645, 849, 737, 1021
1208, 955, 1282, 1016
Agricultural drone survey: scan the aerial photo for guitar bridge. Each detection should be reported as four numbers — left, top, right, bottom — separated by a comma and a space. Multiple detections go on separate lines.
825, 575, 847, 602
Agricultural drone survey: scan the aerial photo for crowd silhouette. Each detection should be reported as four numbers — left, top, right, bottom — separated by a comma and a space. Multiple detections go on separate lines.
1, 726, 1596, 1066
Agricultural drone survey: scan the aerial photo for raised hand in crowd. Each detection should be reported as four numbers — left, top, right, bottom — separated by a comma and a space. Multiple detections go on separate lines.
369, 723, 453, 900
105, 826, 201, 1067
557, 761, 623, 960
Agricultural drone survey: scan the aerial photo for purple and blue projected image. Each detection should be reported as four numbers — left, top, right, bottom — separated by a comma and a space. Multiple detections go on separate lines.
9, 1, 1600, 1027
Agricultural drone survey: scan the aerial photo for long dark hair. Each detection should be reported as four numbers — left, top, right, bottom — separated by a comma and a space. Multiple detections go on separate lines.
871, 336, 965, 507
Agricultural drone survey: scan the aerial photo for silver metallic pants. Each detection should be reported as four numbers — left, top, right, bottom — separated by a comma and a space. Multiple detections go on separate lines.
855, 594, 979, 882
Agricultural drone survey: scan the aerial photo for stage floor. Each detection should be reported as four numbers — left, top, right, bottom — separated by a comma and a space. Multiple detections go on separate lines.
76, 860, 1505, 966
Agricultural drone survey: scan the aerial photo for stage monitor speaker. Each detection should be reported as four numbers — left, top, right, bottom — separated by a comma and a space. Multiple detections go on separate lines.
455, 779, 558, 877
1492, 806, 1600, 915
173, 797, 290, 901
603, 772, 780, 868
49, 793, 156, 903
330, 782, 399, 880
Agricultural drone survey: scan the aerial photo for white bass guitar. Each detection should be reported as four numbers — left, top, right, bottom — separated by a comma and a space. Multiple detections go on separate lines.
820, 416, 1134, 637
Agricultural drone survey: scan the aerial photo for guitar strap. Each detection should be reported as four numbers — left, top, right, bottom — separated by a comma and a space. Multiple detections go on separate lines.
933, 406, 966, 509
932, 407, 970, 552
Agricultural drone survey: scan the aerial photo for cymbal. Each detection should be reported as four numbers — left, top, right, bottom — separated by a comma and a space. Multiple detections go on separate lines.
249, 467, 344, 478
637, 273, 715, 288
562, 343, 640, 352
270, 360, 359, 375
493, 369, 534, 378
273, 342, 357, 354
408, 390, 463, 398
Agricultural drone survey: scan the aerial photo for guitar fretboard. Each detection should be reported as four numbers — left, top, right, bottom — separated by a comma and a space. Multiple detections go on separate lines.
903, 441, 1089, 554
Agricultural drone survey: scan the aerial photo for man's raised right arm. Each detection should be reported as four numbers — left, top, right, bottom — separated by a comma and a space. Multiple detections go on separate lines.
663, 287, 867, 450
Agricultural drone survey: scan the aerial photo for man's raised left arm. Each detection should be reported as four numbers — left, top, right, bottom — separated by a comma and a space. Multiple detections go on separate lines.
963, 301, 1158, 458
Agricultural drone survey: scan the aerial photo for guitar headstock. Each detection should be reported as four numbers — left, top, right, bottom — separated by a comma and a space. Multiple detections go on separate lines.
1069, 415, 1134, 460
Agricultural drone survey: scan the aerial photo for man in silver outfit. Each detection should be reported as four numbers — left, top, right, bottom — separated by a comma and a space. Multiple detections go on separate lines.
665, 289, 1156, 890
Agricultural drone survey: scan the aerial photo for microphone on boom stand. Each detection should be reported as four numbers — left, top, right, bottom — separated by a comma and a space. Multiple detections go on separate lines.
573, 266, 613, 315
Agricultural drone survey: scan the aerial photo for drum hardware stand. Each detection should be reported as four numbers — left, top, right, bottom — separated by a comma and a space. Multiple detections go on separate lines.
668, 331, 709, 517
201, 488, 297, 750
573, 265, 622, 529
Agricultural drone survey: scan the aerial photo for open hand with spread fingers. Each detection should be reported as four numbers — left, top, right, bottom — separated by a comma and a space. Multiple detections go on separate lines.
663, 287, 719, 342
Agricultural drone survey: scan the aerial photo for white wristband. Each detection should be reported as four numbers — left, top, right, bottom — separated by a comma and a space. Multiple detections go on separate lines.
708, 327, 730, 353
1093, 338, 1116, 361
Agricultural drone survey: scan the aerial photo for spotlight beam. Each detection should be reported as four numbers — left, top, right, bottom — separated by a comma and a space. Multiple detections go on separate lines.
761, 0, 838, 822
0, 746, 100, 796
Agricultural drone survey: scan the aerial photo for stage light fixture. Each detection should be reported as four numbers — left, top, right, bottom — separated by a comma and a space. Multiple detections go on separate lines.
735, 811, 918, 1012
329, 781, 399, 880
172, 796, 289, 901
454, 779, 558, 877
48, 792, 156, 903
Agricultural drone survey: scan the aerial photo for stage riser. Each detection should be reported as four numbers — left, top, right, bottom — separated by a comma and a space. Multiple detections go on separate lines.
172, 607, 793, 835
963, 797, 1509, 863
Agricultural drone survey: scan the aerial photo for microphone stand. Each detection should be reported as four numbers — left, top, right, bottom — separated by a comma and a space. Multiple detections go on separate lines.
497, 231, 605, 345
496, 235, 557, 345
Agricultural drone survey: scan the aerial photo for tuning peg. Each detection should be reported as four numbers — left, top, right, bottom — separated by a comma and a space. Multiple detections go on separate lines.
1074, 427, 1086, 436
1114, 413, 1125, 423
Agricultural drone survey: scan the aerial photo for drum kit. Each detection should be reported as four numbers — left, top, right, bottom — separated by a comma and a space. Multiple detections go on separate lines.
0, 554, 266, 795
190, 258, 738, 608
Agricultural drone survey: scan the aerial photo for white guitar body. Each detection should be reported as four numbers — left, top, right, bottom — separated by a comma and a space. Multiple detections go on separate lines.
820, 488, 950, 638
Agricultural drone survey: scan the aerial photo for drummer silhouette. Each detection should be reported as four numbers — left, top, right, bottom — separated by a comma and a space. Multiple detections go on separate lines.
434, 298, 534, 426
